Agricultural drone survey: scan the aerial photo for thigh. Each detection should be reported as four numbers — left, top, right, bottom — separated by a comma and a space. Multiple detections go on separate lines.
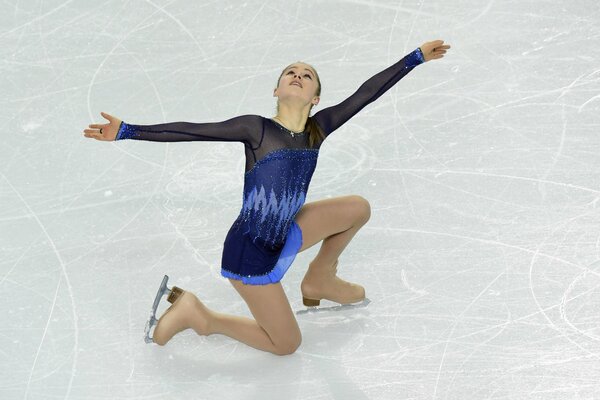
228, 278, 301, 354
294, 194, 371, 253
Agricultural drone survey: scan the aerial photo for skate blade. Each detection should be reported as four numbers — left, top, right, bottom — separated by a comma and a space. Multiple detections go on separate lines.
295, 297, 371, 315
144, 315, 157, 344
144, 275, 172, 344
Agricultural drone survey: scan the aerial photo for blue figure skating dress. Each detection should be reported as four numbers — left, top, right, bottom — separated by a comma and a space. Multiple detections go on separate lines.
115, 48, 424, 285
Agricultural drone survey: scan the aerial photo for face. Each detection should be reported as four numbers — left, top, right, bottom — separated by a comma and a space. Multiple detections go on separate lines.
274, 63, 320, 107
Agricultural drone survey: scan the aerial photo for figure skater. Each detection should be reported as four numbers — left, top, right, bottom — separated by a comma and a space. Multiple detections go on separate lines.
83, 40, 450, 356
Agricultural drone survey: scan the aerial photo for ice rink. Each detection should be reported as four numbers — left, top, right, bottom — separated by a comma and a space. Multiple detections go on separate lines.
1, 0, 599, 399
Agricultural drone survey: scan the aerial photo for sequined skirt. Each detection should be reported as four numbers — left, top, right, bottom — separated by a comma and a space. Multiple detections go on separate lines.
220, 219, 303, 285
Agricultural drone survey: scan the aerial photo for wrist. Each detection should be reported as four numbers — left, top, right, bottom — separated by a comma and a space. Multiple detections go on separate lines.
405, 47, 425, 68
116, 121, 133, 140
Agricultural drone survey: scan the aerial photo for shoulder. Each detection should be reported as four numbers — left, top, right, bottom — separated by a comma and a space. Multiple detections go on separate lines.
232, 114, 264, 123
228, 114, 266, 148
310, 111, 330, 137
224, 114, 265, 130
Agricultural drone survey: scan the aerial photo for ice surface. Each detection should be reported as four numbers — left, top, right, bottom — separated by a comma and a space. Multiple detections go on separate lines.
1, 1, 599, 399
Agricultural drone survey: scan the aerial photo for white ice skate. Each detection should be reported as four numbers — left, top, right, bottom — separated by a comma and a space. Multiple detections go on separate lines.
144, 275, 184, 343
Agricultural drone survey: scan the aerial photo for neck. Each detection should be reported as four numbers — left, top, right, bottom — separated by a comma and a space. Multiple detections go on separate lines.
273, 103, 311, 132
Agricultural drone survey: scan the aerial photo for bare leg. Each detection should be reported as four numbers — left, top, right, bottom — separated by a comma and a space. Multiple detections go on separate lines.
153, 280, 301, 356
209, 312, 281, 354
294, 195, 371, 305
301, 222, 367, 304
307, 221, 364, 275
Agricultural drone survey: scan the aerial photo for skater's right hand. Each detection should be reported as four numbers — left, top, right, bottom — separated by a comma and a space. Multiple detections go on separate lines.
419, 40, 451, 62
83, 111, 122, 141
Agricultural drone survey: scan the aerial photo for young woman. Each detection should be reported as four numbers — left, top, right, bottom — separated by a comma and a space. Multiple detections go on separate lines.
83, 40, 450, 356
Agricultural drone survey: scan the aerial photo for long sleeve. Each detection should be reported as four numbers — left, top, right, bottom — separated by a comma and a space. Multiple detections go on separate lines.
115, 114, 258, 146
312, 47, 425, 137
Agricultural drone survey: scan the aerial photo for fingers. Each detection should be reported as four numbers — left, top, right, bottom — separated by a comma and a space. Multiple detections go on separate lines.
83, 131, 101, 140
431, 39, 450, 47
83, 128, 100, 138
425, 41, 450, 61
84, 113, 112, 140
420, 40, 450, 61
83, 127, 107, 140
428, 40, 450, 51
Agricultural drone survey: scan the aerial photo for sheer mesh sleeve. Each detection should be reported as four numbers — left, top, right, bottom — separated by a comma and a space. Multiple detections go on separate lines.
115, 114, 258, 147
313, 47, 425, 137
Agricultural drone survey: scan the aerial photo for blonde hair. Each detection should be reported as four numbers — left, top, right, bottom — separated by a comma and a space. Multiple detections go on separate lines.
276, 62, 325, 148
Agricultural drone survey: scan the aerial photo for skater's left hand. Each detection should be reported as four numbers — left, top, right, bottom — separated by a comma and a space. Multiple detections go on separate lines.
419, 40, 451, 62
83, 112, 122, 141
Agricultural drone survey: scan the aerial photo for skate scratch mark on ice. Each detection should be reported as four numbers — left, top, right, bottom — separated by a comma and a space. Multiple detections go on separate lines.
577, 68, 600, 111
400, 269, 428, 295
578, 93, 600, 112
124, 48, 177, 274
452, 0, 495, 30
528, 247, 600, 360
384, 227, 600, 278
432, 271, 505, 400
344, 286, 596, 365
84, 11, 172, 172
373, 296, 576, 360
431, 77, 596, 129
400, 170, 531, 209
373, 168, 600, 195
528, 218, 600, 358
445, 304, 511, 397
0, 0, 76, 38
560, 268, 600, 341
83, 12, 176, 275
539, 104, 567, 186
143, 0, 207, 57
344, 0, 441, 18
218, 0, 270, 109
556, 70, 599, 101
0, 246, 30, 286
399, 0, 423, 55
0, 172, 79, 400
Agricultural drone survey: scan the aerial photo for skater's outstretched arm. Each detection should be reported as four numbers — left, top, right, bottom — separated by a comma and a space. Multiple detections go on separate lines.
83, 112, 258, 147
313, 39, 450, 137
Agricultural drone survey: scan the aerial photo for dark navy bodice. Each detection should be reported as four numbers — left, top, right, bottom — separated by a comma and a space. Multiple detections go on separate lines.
238, 147, 319, 248
113, 47, 425, 283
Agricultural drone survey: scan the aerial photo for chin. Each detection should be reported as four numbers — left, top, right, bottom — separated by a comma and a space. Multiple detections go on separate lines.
280, 95, 309, 104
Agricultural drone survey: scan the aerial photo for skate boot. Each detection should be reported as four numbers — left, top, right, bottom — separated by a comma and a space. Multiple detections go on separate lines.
300, 260, 370, 310
143, 275, 184, 344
